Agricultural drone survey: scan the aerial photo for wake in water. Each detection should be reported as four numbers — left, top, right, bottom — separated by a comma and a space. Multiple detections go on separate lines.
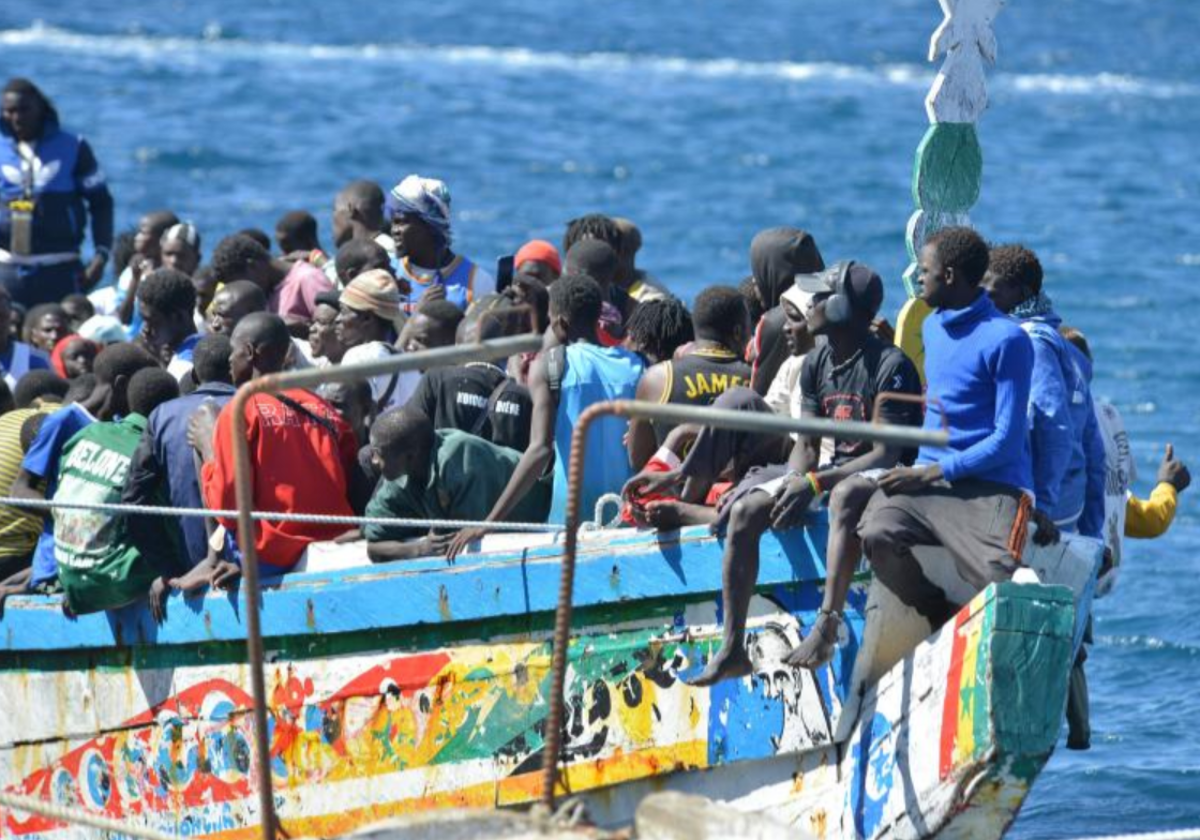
2, 22, 1196, 99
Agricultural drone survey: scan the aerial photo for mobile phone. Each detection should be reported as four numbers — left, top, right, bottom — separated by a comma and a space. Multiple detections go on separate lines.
496, 255, 515, 293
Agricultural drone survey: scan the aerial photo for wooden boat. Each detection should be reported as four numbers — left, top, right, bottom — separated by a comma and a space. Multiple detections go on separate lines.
0, 517, 1100, 840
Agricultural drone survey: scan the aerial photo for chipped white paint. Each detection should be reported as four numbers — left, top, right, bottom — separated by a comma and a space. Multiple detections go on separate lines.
925, 0, 1006, 123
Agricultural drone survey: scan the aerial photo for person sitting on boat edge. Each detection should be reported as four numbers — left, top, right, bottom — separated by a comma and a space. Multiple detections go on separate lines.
6, 342, 160, 598
445, 272, 645, 561
55, 367, 185, 615
982, 244, 1105, 540
745, 227, 825, 399
361, 409, 550, 562
186, 313, 358, 589
629, 262, 924, 684
858, 227, 1057, 632
122, 334, 237, 571
626, 285, 752, 471
389, 174, 493, 312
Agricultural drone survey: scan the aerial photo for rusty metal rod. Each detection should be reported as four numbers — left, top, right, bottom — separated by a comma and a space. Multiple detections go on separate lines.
539, 398, 948, 807
229, 334, 541, 840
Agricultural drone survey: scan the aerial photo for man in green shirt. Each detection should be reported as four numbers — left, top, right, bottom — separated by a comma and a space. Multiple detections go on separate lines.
54, 368, 185, 614
365, 409, 550, 562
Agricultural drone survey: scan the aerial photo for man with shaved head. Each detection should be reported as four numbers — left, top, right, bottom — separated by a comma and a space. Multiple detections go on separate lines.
327, 179, 397, 285
187, 313, 357, 589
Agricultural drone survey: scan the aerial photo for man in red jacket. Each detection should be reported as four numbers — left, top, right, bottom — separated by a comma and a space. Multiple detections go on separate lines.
189, 312, 357, 588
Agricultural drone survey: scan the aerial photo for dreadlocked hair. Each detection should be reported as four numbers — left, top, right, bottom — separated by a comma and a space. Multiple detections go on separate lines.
562, 213, 622, 254
625, 296, 694, 364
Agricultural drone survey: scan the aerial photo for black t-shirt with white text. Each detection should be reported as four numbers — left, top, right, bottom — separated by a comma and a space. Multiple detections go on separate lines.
799, 335, 922, 466
407, 363, 533, 452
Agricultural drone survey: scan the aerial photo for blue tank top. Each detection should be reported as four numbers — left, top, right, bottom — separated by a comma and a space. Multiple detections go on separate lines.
549, 343, 645, 525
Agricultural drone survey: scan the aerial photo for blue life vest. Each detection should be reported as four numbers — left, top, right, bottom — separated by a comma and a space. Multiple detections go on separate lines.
549, 343, 645, 524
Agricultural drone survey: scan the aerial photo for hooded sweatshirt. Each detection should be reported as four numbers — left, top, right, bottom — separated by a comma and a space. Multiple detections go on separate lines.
748, 227, 824, 394
916, 291, 1034, 492
0, 108, 114, 259
1013, 294, 1103, 533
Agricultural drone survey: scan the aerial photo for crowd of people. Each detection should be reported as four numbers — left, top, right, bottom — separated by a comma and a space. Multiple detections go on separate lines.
0, 78, 1191, 745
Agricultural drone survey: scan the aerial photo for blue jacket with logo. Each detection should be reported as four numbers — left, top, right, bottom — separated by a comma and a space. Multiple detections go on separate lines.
0, 111, 113, 257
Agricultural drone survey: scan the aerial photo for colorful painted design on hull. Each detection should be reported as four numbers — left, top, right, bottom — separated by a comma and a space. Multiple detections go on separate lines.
839, 582, 1075, 840
0, 596, 853, 840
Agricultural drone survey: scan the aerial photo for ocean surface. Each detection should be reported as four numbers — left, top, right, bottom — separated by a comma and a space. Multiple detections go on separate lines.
3, 0, 1198, 834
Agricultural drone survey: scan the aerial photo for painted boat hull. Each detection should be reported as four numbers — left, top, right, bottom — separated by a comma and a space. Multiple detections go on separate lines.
0, 521, 1098, 840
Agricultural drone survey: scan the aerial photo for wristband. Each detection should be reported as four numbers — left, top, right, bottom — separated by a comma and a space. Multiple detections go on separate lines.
806, 471, 823, 496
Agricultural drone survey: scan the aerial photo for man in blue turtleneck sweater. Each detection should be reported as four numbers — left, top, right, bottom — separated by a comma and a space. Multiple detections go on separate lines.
859, 227, 1040, 628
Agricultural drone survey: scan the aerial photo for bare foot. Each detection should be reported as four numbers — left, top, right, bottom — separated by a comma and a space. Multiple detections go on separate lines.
689, 644, 753, 687
785, 612, 841, 670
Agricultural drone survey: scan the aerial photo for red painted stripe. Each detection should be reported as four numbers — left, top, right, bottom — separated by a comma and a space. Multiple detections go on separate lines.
938, 609, 968, 779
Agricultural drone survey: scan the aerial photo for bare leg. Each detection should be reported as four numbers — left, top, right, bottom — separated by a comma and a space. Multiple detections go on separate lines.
787, 476, 876, 669
645, 500, 718, 530
690, 493, 772, 686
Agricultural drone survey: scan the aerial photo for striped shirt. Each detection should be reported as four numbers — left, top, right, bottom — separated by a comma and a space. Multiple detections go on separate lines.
0, 408, 48, 567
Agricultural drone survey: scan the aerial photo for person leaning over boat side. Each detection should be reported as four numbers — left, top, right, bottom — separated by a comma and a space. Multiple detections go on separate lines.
389, 175, 493, 312
55, 368, 185, 615
363, 409, 551, 562
405, 300, 534, 453
445, 272, 645, 561
858, 227, 1056, 631
122, 334, 236, 574
209, 233, 333, 338
6, 342, 160, 599
137, 268, 199, 379
188, 313, 358, 589
744, 227, 825, 398
626, 285, 752, 471
982, 245, 1104, 539
0, 78, 114, 307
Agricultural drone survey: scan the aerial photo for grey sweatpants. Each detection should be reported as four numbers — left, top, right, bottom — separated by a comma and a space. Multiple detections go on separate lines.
857, 479, 1029, 625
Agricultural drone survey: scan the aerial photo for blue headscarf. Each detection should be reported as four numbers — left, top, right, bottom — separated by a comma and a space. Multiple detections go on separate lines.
386, 174, 453, 249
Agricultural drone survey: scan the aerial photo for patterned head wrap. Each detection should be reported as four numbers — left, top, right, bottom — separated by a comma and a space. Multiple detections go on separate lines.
386, 175, 453, 249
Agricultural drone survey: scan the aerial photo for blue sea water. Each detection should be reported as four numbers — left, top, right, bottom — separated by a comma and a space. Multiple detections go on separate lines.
2, 0, 1198, 834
